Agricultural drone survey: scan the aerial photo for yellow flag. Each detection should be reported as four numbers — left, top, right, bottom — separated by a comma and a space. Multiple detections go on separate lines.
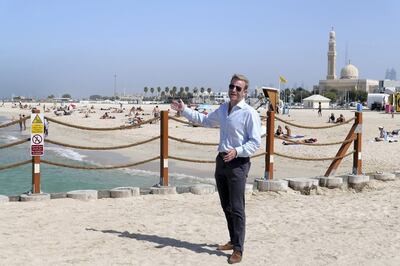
279, 76, 287, 83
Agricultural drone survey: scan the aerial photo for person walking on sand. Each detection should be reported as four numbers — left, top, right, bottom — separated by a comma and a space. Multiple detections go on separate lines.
18, 114, 23, 131
318, 102, 322, 117
171, 74, 261, 264
22, 115, 26, 130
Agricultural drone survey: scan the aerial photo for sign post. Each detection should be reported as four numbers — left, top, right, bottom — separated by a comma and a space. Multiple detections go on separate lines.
31, 109, 44, 193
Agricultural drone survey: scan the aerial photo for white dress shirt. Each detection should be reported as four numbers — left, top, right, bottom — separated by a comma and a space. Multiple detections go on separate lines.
182, 100, 261, 157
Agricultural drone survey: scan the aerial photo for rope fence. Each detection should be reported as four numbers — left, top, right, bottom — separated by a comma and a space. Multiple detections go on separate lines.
0, 138, 30, 149
275, 150, 355, 161
41, 156, 159, 170
0, 160, 31, 171
168, 136, 218, 146
275, 135, 357, 146
0, 115, 31, 129
46, 116, 159, 131
46, 136, 159, 150
274, 115, 355, 129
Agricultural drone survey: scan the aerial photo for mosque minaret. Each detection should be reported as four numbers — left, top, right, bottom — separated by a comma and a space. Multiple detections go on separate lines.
327, 28, 337, 80
314, 28, 379, 95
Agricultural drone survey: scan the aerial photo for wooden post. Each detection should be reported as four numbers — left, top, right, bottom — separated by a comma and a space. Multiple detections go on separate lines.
353, 112, 362, 174
160, 111, 168, 186
262, 87, 278, 180
324, 119, 357, 177
31, 109, 41, 193
265, 110, 275, 179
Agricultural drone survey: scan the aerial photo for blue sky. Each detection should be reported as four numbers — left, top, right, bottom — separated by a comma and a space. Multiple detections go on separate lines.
1, 0, 399, 98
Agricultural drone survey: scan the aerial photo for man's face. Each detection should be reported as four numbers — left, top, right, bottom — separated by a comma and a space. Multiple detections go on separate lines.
228, 79, 247, 105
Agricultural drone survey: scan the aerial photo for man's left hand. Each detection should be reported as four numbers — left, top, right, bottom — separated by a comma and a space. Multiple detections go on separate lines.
223, 149, 237, 162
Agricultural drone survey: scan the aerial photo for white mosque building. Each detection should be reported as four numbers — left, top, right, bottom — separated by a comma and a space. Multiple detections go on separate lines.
313, 29, 379, 96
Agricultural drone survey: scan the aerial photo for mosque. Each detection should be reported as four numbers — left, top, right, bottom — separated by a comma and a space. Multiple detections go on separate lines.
313, 29, 379, 96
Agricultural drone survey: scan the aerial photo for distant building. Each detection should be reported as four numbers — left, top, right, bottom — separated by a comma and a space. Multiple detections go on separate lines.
313, 29, 379, 98
385, 68, 397, 80
302, 94, 331, 108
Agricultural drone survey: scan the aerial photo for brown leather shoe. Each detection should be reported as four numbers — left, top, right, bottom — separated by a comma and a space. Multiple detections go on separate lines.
216, 242, 234, 251
228, 250, 242, 264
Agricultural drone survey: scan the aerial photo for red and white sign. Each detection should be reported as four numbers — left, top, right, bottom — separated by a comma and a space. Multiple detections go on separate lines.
31, 114, 45, 156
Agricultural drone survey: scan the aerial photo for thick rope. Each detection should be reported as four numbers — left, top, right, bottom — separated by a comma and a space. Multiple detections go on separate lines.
274, 116, 355, 129
46, 136, 159, 150
45, 116, 158, 131
0, 160, 31, 171
168, 136, 218, 146
275, 135, 356, 146
169, 155, 215, 163
168, 116, 219, 128
0, 115, 31, 129
0, 138, 30, 149
41, 156, 159, 170
274, 150, 355, 161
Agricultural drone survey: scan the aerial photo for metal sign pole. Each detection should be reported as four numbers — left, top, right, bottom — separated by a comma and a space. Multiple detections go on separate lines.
31, 109, 41, 193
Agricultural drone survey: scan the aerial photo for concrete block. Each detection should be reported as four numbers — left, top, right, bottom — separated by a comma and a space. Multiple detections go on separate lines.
110, 187, 140, 198
20, 193, 51, 202
67, 190, 98, 200
286, 178, 319, 193
0, 195, 9, 203
393, 170, 400, 178
255, 179, 288, 192
150, 186, 176, 195
8, 195, 20, 202
140, 188, 151, 195
347, 174, 369, 190
176, 186, 191, 194
190, 184, 215, 195
97, 190, 111, 199
50, 192, 67, 199
319, 177, 343, 188
374, 172, 396, 181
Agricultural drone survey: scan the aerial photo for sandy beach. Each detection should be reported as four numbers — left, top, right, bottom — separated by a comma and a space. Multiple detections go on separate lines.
0, 179, 400, 265
1, 103, 400, 265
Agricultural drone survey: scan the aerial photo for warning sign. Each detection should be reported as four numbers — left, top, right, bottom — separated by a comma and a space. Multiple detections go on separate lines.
31, 145, 44, 156
31, 114, 44, 134
31, 113, 45, 156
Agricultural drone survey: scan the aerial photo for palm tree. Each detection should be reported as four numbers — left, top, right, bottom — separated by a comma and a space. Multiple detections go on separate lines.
185, 86, 189, 94
165, 87, 170, 97
179, 87, 184, 97
144, 87, 148, 96
161, 91, 166, 100
150, 87, 154, 96
172, 86, 177, 97
157, 87, 161, 99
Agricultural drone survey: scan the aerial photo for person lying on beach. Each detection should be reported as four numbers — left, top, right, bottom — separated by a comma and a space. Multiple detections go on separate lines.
282, 138, 317, 145
335, 114, 345, 123
328, 113, 335, 123
374, 126, 398, 142
100, 112, 115, 119
275, 125, 284, 136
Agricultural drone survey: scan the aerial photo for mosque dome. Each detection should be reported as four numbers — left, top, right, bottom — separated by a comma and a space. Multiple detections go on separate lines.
340, 63, 359, 79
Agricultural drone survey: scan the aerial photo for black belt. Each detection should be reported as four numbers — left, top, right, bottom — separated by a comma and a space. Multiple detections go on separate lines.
218, 152, 249, 161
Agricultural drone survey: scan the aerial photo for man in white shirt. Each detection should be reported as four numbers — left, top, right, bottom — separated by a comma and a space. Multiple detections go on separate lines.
171, 74, 261, 264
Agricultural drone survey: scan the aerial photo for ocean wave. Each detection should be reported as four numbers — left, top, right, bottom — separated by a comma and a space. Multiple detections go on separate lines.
46, 147, 87, 162
122, 168, 215, 185
0, 135, 19, 141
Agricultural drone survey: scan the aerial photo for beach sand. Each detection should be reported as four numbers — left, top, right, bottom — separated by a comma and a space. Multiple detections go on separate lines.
1, 103, 400, 265
0, 179, 400, 265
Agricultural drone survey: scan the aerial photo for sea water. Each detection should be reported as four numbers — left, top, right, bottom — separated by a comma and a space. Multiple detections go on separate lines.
0, 116, 212, 196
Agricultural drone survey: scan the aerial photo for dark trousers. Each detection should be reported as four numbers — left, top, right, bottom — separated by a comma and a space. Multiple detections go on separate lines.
215, 154, 250, 253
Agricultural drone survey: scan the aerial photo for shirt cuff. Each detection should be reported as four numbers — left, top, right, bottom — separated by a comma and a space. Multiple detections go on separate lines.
235, 146, 243, 158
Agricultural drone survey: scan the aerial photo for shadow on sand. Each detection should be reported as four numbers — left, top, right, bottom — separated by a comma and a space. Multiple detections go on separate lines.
86, 228, 228, 257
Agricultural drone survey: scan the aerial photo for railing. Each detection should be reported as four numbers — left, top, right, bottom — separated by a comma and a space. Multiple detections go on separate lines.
0, 108, 363, 194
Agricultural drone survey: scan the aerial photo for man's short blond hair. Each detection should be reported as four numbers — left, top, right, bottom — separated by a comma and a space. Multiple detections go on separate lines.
231, 74, 249, 91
